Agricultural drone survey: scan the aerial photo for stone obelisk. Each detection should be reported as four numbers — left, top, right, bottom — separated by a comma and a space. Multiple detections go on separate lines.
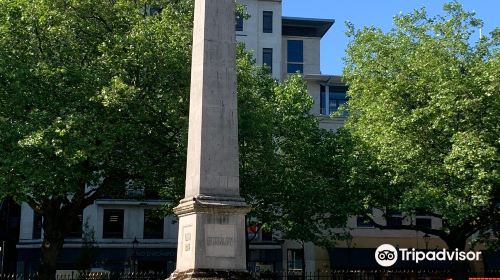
169, 0, 250, 279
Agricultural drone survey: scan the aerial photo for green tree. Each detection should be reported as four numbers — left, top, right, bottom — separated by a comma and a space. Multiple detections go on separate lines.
0, 1, 348, 278
238, 49, 351, 276
343, 2, 499, 278
0, 0, 192, 278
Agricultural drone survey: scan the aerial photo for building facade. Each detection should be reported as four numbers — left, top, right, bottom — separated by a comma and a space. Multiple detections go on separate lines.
17, 199, 178, 273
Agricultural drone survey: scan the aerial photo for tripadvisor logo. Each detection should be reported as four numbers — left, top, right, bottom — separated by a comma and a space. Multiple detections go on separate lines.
375, 244, 398, 267
375, 244, 482, 267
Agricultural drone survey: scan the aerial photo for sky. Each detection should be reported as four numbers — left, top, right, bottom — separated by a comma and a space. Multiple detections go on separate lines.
282, 0, 499, 75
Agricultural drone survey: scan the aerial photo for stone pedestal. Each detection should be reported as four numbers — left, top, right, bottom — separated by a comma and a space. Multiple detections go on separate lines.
168, 0, 251, 278
169, 196, 251, 280
173, 197, 249, 272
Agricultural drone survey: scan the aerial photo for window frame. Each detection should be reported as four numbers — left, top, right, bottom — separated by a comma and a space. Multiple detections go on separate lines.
262, 11, 273, 33
287, 40, 304, 73
235, 14, 244, 31
319, 85, 348, 116
103, 209, 124, 239
262, 48, 273, 74
67, 212, 84, 239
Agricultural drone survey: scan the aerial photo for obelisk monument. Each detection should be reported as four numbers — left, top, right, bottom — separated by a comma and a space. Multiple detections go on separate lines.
169, 0, 250, 279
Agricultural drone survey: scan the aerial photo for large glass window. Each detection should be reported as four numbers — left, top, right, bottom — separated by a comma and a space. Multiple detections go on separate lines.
143, 209, 164, 239
32, 213, 42, 239
319, 85, 348, 115
287, 40, 303, 62
263, 11, 273, 33
287, 40, 304, 73
103, 209, 124, 239
262, 48, 273, 74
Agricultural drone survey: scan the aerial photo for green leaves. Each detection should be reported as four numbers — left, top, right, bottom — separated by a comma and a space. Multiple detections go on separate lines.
0, 0, 191, 204
237, 48, 348, 245
343, 1, 499, 243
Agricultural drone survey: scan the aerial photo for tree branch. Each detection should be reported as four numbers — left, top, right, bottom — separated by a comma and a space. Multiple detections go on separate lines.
364, 214, 450, 241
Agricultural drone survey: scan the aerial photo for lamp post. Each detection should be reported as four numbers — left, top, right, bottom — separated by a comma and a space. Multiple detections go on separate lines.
423, 234, 431, 250
131, 237, 139, 273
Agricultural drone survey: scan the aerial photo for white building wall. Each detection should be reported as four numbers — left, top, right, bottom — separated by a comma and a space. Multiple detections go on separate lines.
282, 36, 321, 79
237, 0, 282, 80
307, 82, 321, 115
18, 202, 178, 247
19, 203, 36, 241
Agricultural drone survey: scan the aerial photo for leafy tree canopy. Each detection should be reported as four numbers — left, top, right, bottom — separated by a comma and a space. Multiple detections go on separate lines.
0, 0, 192, 277
343, 1, 499, 254
0, 0, 348, 277
238, 49, 352, 247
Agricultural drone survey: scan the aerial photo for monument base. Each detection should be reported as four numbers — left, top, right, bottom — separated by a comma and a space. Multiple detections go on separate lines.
168, 269, 253, 280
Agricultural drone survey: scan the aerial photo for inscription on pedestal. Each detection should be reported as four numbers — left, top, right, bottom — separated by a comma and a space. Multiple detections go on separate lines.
182, 225, 193, 256
205, 224, 236, 257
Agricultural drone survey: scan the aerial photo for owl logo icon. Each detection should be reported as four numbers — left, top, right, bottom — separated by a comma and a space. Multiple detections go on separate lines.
375, 244, 398, 267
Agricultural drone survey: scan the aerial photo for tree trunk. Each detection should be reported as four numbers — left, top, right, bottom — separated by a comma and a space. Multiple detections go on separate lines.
446, 237, 469, 280
38, 211, 67, 280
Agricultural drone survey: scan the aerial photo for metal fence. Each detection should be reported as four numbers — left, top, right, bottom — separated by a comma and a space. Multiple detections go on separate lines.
257, 270, 500, 280
0, 272, 168, 280
1, 271, 499, 280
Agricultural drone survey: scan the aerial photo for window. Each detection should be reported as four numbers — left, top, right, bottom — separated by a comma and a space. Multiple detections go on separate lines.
143, 209, 164, 239
287, 40, 303, 62
235, 14, 243, 31
387, 217, 403, 226
356, 216, 374, 228
319, 85, 348, 115
103, 209, 124, 239
263, 11, 273, 33
328, 91, 348, 113
143, 5, 162, 16
416, 218, 432, 228
262, 48, 273, 74
32, 213, 42, 239
287, 40, 303, 73
386, 209, 403, 226
320, 85, 326, 115
287, 249, 303, 273
67, 212, 83, 238
287, 64, 303, 74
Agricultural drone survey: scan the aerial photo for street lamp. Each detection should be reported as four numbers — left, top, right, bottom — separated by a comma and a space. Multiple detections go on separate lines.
423, 234, 431, 250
